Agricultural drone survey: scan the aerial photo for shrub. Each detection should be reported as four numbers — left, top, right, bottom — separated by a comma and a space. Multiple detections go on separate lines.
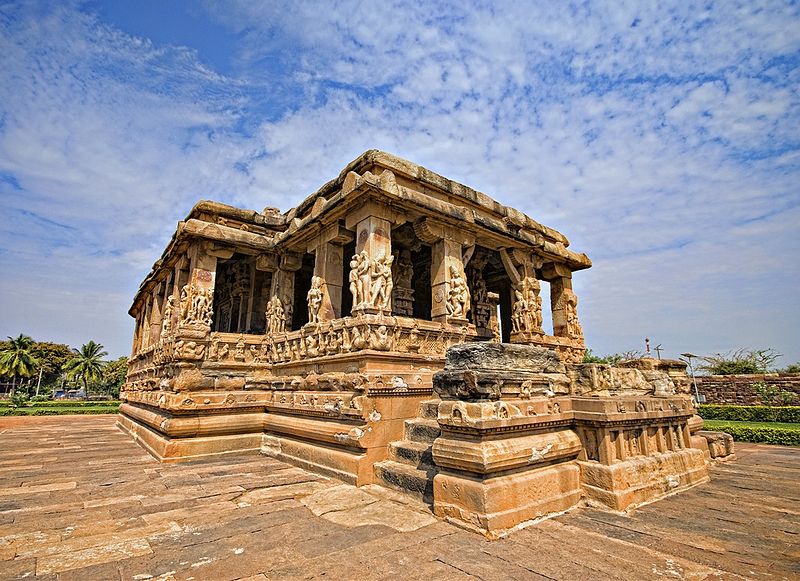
780, 363, 800, 374
702, 420, 800, 447
698, 405, 800, 423
9, 392, 30, 407
701, 348, 781, 375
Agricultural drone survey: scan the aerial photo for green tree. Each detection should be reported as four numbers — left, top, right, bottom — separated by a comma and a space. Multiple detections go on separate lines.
0, 334, 39, 395
64, 341, 108, 398
100, 356, 128, 398
30, 342, 73, 389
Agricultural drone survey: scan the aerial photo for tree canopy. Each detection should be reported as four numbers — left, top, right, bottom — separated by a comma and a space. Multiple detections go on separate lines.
64, 340, 109, 395
0, 334, 40, 388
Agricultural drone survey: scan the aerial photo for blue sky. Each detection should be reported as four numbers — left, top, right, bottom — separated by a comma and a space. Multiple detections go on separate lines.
1, 0, 798, 364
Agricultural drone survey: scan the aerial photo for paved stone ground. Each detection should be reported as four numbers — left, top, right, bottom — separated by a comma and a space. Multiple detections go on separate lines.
0, 416, 797, 580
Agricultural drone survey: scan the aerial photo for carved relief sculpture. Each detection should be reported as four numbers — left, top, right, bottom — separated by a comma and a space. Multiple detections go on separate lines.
307, 276, 324, 324
565, 290, 583, 340
266, 295, 286, 334
179, 284, 214, 327
446, 264, 470, 318
511, 277, 543, 335
349, 251, 394, 311
161, 295, 175, 339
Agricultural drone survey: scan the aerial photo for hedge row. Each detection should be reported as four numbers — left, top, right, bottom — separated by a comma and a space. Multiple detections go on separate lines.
0, 406, 119, 416
698, 404, 800, 423
0, 400, 120, 408
703, 420, 800, 447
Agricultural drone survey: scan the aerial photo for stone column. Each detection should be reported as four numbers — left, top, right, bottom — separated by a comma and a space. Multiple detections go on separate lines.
176, 241, 218, 337
270, 252, 301, 330
414, 218, 474, 325
501, 249, 544, 343
431, 238, 466, 323
546, 263, 583, 345
345, 202, 395, 316
141, 300, 152, 348
310, 224, 353, 321
148, 283, 163, 344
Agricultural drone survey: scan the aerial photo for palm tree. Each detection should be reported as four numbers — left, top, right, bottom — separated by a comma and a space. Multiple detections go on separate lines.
0, 334, 39, 395
64, 341, 108, 399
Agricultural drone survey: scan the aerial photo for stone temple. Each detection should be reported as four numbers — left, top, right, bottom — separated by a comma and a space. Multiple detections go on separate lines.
120, 150, 734, 537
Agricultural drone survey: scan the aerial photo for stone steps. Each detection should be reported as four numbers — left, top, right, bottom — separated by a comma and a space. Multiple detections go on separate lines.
419, 399, 439, 419
372, 399, 441, 505
373, 460, 435, 504
404, 418, 440, 443
389, 440, 434, 467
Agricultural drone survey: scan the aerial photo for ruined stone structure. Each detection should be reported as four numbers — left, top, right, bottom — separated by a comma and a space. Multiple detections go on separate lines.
119, 150, 732, 537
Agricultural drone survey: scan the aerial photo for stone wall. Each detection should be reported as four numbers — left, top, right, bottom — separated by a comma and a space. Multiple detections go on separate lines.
696, 374, 800, 405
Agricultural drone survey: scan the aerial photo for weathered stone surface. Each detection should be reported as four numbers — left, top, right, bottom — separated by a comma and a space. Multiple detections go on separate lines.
443, 342, 565, 373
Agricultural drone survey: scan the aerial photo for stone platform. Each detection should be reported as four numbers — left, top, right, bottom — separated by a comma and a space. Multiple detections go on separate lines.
1, 415, 798, 580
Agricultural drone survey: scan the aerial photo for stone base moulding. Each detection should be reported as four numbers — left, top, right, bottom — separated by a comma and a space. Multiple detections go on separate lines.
433, 463, 582, 539
116, 412, 263, 463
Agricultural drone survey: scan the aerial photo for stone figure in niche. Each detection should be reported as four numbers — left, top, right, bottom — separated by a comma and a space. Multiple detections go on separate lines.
179, 284, 214, 327
305, 334, 319, 357
234, 335, 246, 361
161, 295, 175, 338
511, 277, 542, 334
565, 291, 583, 339
349, 251, 394, 310
266, 295, 286, 334
307, 276, 325, 324
371, 254, 394, 309
394, 250, 413, 289
446, 265, 470, 318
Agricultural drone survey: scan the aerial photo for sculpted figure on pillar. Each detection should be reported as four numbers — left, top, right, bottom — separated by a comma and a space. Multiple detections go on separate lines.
564, 290, 584, 340
371, 254, 394, 310
349, 251, 394, 310
446, 264, 470, 318
161, 295, 175, 339
265, 295, 286, 334
179, 284, 214, 326
307, 276, 325, 324
511, 277, 543, 334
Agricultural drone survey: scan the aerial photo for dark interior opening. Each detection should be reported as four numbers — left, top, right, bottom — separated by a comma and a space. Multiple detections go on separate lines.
341, 240, 356, 317
411, 245, 432, 320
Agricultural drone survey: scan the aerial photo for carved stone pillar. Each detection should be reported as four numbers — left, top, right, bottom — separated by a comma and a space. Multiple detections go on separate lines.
141, 300, 152, 348
177, 242, 218, 337
546, 263, 584, 344
414, 218, 474, 325
345, 202, 394, 316
149, 283, 163, 344
270, 252, 301, 331
500, 249, 544, 343
310, 224, 353, 322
